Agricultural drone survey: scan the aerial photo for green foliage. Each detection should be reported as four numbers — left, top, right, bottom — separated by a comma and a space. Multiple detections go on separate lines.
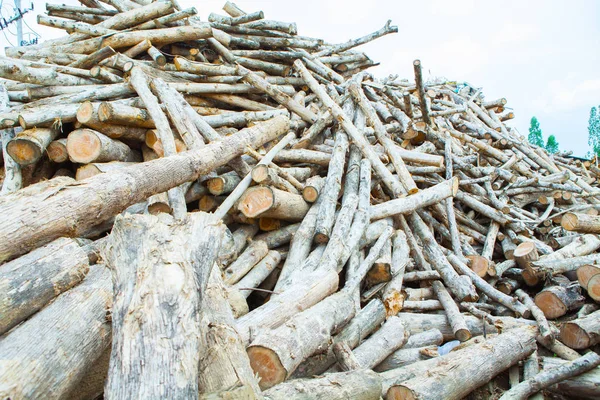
528, 116, 544, 147
588, 106, 600, 156
545, 135, 559, 154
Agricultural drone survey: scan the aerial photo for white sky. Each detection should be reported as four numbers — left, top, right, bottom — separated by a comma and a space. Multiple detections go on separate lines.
2, 0, 599, 156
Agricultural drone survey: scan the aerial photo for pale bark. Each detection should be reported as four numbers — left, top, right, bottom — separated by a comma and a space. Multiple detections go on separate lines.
263, 370, 381, 400
223, 240, 269, 285
0, 115, 289, 263
499, 352, 600, 400
385, 326, 538, 400
103, 212, 224, 400
0, 265, 112, 400
541, 356, 600, 399
0, 237, 89, 335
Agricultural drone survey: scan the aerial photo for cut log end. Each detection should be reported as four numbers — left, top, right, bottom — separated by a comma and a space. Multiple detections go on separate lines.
387, 385, 417, 400
302, 186, 319, 202
238, 186, 274, 218
366, 264, 392, 287
577, 264, 600, 289
147, 202, 172, 215
535, 290, 567, 320
455, 328, 472, 342
521, 267, 540, 287
313, 232, 329, 244
587, 274, 600, 302
561, 213, 579, 231
247, 345, 287, 390
66, 129, 101, 164
6, 139, 42, 165
76, 101, 96, 125
560, 321, 591, 349
467, 255, 489, 278
47, 140, 69, 163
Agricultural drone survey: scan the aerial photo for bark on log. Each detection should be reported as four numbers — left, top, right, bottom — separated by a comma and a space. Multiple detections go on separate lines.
6, 127, 59, 166
560, 309, 600, 349
0, 115, 289, 263
562, 212, 600, 233
499, 352, 600, 400
385, 326, 538, 400
534, 284, 585, 319
263, 370, 381, 400
0, 265, 112, 399
0, 237, 89, 335
103, 212, 224, 400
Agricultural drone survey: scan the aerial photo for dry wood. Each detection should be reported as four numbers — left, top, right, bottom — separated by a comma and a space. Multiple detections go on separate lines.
560, 309, 600, 349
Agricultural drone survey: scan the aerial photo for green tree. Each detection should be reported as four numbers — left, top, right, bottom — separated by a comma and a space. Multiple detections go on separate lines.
588, 106, 600, 156
528, 116, 544, 147
545, 135, 559, 154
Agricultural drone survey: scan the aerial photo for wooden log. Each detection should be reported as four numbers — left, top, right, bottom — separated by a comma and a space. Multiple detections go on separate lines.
409, 213, 478, 301
236, 268, 339, 345
247, 289, 357, 389
432, 280, 471, 342
535, 283, 586, 319
291, 298, 387, 379
370, 177, 459, 220
198, 265, 261, 399
263, 370, 381, 400
560, 309, 600, 349
66, 128, 141, 163
234, 250, 281, 298
541, 356, 600, 399
375, 345, 439, 372
515, 288, 553, 343
332, 342, 362, 371
385, 326, 538, 400
0, 237, 89, 335
6, 127, 59, 166
314, 130, 348, 243
0, 265, 112, 399
499, 352, 600, 400
0, 115, 289, 264
351, 316, 408, 369
382, 229, 410, 316
238, 185, 309, 221
76, 162, 136, 181
223, 240, 269, 285
103, 212, 223, 400
562, 212, 600, 233
578, 264, 600, 301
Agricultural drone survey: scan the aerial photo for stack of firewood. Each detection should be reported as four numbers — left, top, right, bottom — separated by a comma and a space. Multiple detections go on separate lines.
1, 1, 600, 399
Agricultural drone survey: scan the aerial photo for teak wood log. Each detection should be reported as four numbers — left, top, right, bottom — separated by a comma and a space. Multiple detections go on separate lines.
66, 128, 141, 164
0, 115, 289, 263
0, 265, 112, 399
102, 212, 224, 400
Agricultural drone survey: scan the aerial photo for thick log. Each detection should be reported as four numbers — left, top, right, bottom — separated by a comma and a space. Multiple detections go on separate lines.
0, 115, 289, 263
0, 237, 89, 335
560, 309, 600, 349
238, 185, 309, 221
198, 266, 261, 399
6, 127, 59, 166
562, 212, 600, 233
66, 128, 141, 163
0, 265, 112, 399
499, 352, 600, 400
385, 326, 538, 400
47, 138, 69, 163
541, 356, 600, 399
103, 212, 223, 400
263, 370, 381, 400
370, 178, 458, 220
247, 289, 357, 389
535, 284, 585, 319
351, 316, 408, 369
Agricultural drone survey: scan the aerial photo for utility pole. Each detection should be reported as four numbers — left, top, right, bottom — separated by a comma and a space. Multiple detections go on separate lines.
15, 0, 22, 46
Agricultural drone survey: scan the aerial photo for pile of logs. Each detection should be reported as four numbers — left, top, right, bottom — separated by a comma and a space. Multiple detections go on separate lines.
2, 1, 600, 399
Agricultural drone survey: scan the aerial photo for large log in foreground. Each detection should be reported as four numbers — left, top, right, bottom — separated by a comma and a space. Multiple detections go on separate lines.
103, 212, 224, 400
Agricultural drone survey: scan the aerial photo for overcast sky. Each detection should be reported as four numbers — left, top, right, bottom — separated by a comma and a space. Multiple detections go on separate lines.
2, 0, 599, 156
